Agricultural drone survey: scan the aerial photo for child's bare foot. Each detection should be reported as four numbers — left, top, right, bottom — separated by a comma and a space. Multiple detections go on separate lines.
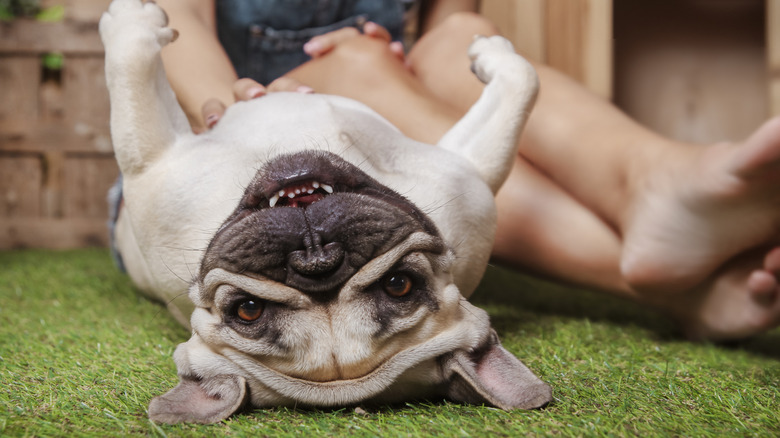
621, 117, 780, 294
644, 248, 780, 340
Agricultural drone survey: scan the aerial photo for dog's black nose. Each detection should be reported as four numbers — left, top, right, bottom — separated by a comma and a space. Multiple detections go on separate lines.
285, 233, 353, 294
288, 236, 343, 276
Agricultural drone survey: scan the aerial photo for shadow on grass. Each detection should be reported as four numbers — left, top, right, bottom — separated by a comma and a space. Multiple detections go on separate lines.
473, 265, 780, 360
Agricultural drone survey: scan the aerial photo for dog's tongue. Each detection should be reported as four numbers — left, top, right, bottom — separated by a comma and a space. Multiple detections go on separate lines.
288, 193, 325, 208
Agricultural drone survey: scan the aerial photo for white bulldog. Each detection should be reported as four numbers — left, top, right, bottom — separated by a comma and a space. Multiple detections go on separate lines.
100, 0, 549, 424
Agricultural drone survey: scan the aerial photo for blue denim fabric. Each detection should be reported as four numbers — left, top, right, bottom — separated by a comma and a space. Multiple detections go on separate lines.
217, 0, 409, 85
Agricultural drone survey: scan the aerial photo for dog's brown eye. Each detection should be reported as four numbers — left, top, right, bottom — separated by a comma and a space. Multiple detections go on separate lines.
383, 273, 412, 297
236, 300, 263, 322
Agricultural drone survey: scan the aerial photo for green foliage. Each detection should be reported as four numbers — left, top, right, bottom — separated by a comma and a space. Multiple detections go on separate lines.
0, 0, 40, 19
0, 0, 63, 21
41, 52, 64, 71
1, 250, 778, 436
35, 4, 63, 21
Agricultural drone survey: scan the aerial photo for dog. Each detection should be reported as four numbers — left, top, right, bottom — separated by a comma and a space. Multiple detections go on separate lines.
100, 0, 549, 424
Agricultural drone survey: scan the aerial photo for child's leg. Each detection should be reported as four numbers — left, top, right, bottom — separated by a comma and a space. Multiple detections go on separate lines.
407, 12, 780, 339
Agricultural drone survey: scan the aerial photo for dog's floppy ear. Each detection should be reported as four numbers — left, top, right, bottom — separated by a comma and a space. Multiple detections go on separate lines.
148, 374, 249, 424
441, 330, 552, 410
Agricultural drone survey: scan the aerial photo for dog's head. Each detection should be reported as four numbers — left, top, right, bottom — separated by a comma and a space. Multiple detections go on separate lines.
148, 150, 551, 424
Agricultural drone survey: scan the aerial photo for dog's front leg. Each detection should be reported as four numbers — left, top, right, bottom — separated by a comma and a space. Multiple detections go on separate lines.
437, 36, 539, 194
99, 0, 191, 176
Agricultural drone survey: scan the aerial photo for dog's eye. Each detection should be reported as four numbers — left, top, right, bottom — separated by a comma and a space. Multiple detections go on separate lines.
383, 273, 413, 297
236, 299, 263, 322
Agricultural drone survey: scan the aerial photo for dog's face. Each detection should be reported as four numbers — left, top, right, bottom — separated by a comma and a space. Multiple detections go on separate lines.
196, 151, 465, 382
148, 150, 551, 424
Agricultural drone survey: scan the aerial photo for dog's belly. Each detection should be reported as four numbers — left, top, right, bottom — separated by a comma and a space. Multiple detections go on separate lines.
118, 93, 497, 324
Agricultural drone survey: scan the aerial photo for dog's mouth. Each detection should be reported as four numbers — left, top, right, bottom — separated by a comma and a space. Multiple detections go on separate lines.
268, 179, 334, 208
233, 151, 433, 226
234, 151, 377, 212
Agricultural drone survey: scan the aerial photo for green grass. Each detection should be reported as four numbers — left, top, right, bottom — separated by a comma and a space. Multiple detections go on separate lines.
1, 249, 778, 437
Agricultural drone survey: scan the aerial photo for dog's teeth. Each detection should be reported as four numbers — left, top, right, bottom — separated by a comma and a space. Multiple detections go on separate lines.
269, 194, 280, 207
288, 192, 295, 198
278, 190, 286, 197
307, 189, 314, 194
321, 184, 334, 194
312, 182, 320, 189
295, 189, 301, 194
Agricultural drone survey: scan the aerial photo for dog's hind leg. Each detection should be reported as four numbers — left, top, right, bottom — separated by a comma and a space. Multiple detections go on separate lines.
99, 0, 191, 176
437, 36, 539, 194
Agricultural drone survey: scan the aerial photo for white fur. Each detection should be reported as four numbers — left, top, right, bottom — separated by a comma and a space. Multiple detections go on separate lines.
100, 0, 544, 421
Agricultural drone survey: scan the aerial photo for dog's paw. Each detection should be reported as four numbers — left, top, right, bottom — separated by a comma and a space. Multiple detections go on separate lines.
468, 36, 524, 84
99, 0, 177, 52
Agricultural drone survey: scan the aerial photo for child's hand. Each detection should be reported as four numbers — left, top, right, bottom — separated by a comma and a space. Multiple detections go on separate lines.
303, 21, 405, 62
201, 77, 313, 130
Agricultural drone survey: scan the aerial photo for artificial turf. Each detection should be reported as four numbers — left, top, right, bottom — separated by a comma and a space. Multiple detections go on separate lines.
0, 249, 778, 437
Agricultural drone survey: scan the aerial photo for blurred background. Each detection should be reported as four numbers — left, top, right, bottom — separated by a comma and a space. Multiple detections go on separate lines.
0, 0, 774, 249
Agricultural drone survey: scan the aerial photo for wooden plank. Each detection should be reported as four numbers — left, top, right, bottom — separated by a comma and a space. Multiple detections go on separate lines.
545, 0, 613, 99
0, 217, 109, 249
41, 151, 65, 218
0, 119, 113, 153
0, 154, 43, 217
0, 19, 103, 54
545, 0, 586, 85
480, 0, 546, 63
582, 0, 613, 99
0, 57, 40, 122
63, 57, 110, 129
63, 155, 119, 218
768, 0, 780, 116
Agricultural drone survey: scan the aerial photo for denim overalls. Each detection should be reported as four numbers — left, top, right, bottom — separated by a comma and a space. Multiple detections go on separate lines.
216, 0, 411, 84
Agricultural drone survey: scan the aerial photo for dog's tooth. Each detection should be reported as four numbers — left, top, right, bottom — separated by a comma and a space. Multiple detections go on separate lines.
295, 189, 301, 194
288, 192, 295, 198
312, 181, 320, 189
269, 194, 280, 207
307, 189, 314, 194
278, 190, 286, 197
321, 184, 334, 194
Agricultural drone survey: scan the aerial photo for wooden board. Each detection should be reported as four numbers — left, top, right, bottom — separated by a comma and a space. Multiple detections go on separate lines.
63, 155, 119, 218
481, 0, 613, 99
0, 155, 42, 218
480, 0, 546, 63
614, 0, 767, 142
0, 218, 109, 249
768, 0, 780, 117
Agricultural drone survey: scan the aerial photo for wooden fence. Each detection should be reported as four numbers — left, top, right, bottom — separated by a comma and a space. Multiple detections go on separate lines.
0, 0, 115, 249
1, 0, 777, 249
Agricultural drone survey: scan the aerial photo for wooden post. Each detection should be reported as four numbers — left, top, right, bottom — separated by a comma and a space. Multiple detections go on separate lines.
768, 0, 780, 117
481, 0, 613, 99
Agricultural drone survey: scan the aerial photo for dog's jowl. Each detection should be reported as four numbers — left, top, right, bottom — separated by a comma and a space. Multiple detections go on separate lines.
100, 0, 549, 423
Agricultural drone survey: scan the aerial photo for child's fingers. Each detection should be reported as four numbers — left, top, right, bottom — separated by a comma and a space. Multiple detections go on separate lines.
267, 77, 314, 94
232, 78, 267, 101
304, 27, 360, 57
201, 98, 226, 130
362, 21, 391, 42
389, 41, 406, 62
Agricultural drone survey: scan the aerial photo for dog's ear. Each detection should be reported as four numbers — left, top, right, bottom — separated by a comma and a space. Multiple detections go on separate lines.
441, 330, 552, 410
148, 374, 249, 424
